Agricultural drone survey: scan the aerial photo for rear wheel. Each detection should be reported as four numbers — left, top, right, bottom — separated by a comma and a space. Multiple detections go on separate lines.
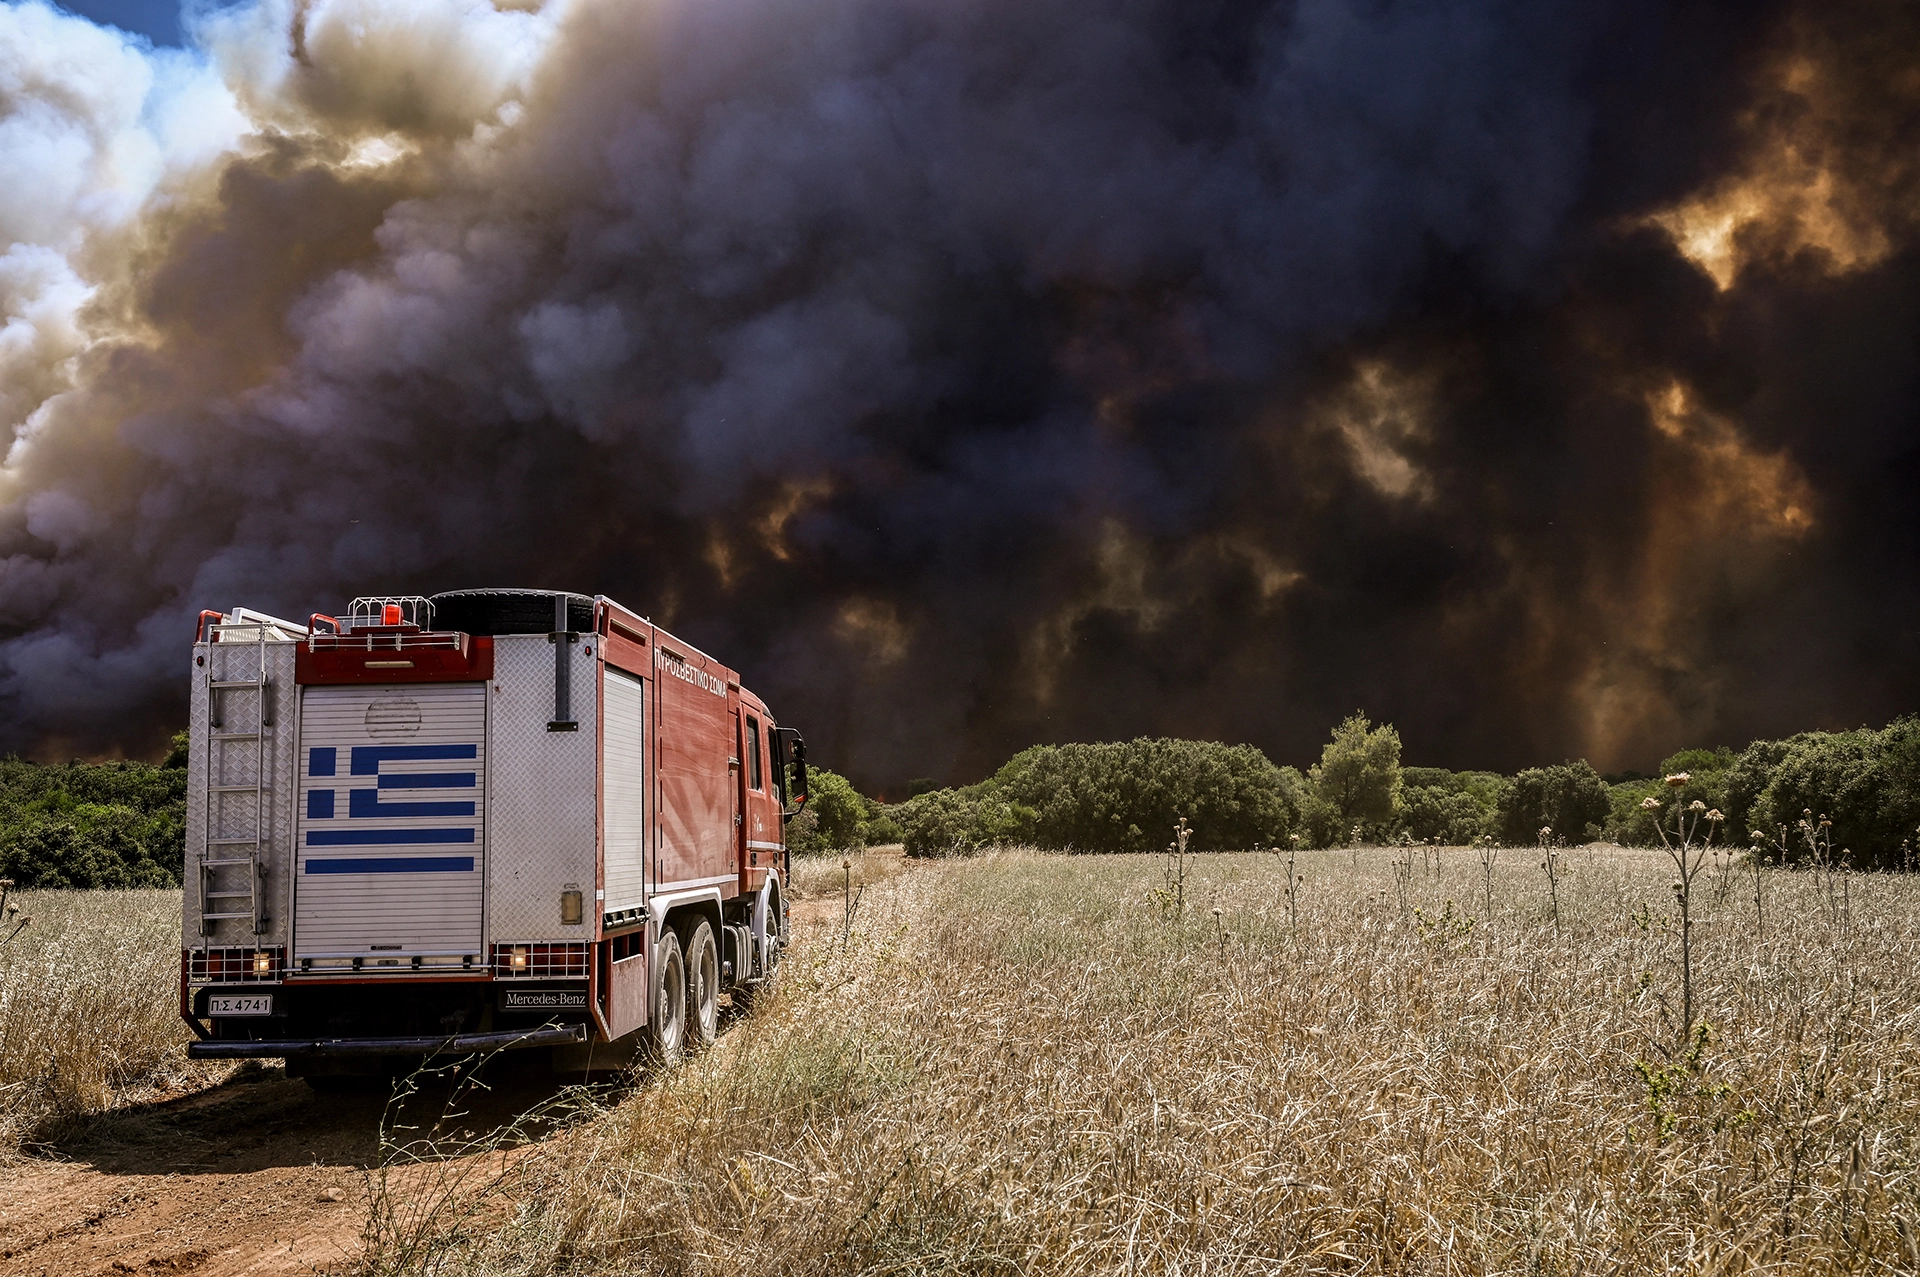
733, 886, 785, 1011
682, 920, 719, 1049
647, 929, 686, 1065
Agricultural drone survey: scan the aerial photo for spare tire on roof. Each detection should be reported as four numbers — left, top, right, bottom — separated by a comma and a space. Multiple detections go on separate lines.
428, 589, 595, 636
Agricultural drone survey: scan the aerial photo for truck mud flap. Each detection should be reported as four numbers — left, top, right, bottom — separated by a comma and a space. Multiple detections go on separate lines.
186, 1023, 588, 1059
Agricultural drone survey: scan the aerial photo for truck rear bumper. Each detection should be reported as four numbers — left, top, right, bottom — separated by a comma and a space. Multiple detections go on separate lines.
186, 1023, 588, 1059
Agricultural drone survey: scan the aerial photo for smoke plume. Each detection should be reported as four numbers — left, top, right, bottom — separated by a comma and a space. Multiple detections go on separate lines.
2, 0, 1917, 788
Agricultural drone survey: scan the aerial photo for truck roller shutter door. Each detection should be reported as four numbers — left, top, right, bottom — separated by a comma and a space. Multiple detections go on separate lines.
602, 668, 647, 915
294, 682, 487, 962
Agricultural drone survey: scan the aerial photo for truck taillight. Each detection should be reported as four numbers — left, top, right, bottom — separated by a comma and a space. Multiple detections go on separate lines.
491, 942, 589, 978
188, 946, 282, 982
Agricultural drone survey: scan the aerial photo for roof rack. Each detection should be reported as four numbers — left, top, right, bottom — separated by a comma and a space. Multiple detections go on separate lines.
307, 595, 461, 651
349, 596, 435, 629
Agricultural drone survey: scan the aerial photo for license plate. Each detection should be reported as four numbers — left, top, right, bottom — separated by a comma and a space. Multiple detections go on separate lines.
208, 993, 274, 1017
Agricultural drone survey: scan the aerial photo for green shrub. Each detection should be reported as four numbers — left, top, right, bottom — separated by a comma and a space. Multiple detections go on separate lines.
1393, 768, 1502, 844
0, 811, 176, 889
1399, 784, 1496, 844
1497, 761, 1611, 845
1606, 778, 1665, 845
896, 738, 1303, 857
898, 789, 990, 858
0, 753, 186, 889
1723, 737, 1794, 840
786, 767, 872, 856
864, 809, 905, 847
1747, 720, 1920, 868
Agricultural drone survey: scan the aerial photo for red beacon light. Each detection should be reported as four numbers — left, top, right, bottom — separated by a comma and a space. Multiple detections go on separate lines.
383, 603, 402, 625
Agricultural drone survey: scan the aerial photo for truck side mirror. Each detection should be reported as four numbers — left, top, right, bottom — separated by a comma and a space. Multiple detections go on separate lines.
772, 728, 809, 819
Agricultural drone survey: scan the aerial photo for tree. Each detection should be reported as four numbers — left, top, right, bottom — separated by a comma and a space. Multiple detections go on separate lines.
0, 810, 173, 889
1750, 720, 1920, 868
1497, 761, 1610, 845
892, 738, 1304, 856
1308, 713, 1401, 837
1399, 784, 1495, 844
785, 767, 871, 855
1394, 767, 1502, 844
899, 789, 988, 858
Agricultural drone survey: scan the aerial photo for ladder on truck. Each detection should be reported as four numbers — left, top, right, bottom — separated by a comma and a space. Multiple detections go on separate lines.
200, 623, 272, 936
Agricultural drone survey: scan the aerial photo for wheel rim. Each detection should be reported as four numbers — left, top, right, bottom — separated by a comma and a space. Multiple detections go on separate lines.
694, 936, 718, 1036
658, 950, 684, 1053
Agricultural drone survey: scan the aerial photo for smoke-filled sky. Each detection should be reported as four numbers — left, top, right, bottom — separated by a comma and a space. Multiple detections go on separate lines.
2, 0, 1917, 790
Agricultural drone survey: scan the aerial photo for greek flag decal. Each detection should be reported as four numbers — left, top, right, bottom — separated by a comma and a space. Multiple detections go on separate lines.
303, 744, 480, 873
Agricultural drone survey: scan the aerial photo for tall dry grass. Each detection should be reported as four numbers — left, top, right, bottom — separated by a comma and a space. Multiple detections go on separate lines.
0, 888, 209, 1151
357, 846, 1920, 1274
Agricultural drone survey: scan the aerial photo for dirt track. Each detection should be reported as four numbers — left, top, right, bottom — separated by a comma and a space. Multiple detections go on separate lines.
0, 1056, 618, 1277
0, 874, 860, 1277
0, 1065, 382, 1276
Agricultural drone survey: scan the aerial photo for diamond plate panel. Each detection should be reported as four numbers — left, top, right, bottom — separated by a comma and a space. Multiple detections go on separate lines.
486, 635, 598, 944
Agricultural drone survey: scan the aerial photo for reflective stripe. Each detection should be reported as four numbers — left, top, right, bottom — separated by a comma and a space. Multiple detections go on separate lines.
348, 790, 476, 819
307, 828, 476, 845
306, 856, 475, 874
350, 743, 477, 775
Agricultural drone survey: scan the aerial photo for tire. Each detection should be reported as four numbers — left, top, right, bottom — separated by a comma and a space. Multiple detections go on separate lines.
647, 929, 686, 1065
426, 589, 595, 636
682, 920, 719, 1049
733, 885, 785, 1011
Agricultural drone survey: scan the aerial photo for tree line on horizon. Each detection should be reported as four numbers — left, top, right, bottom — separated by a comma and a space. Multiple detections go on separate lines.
0, 715, 1917, 889
0, 731, 187, 890
792, 712, 1920, 870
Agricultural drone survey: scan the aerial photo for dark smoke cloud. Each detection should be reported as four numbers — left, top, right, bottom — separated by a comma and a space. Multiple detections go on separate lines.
2, 0, 1917, 789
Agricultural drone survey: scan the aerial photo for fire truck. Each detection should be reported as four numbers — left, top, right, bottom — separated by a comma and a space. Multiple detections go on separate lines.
179, 589, 807, 1083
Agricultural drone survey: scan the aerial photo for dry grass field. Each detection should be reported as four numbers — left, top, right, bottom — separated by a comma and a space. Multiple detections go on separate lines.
6, 849, 1920, 1274
359, 845, 1920, 1275
0, 888, 224, 1152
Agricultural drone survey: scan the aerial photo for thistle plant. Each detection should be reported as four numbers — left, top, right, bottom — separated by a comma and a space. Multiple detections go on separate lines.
1796, 811, 1841, 925
1539, 827, 1562, 935
1708, 843, 1732, 907
1746, 828, 1780, 937
1644, 772, 1721, 1044
1284, 833, 1303, 938
0, 878, 26, 951
1477, 835, 1498, 922
1391, 850, 1413, 915
1162, 818, 1193, 921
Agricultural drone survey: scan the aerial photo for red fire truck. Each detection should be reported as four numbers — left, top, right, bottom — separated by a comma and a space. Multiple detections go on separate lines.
179, 589, 806, 1083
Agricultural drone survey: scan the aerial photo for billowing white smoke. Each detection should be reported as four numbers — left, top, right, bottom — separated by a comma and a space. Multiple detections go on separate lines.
0, 0, 578, 748
0, 3, 241, 449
